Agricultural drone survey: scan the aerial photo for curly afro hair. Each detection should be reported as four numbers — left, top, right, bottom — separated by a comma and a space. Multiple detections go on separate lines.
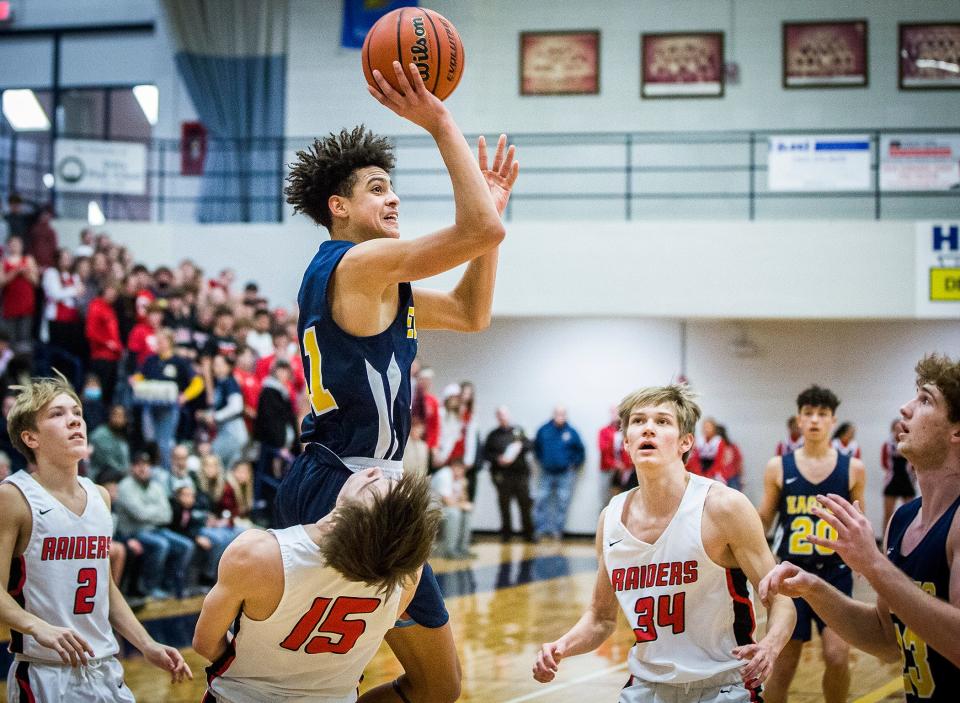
285, 125, 395, 230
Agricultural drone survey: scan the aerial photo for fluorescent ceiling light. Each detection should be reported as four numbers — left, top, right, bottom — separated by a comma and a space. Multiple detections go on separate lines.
133, 84, 158, 125
87, 200, 106, 226
2, 89, 50, 131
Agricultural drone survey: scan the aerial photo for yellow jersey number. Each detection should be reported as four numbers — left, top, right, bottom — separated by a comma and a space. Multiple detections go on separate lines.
302, 326, 338, 416
894, 622, 935, 699
788, 515, 837, 556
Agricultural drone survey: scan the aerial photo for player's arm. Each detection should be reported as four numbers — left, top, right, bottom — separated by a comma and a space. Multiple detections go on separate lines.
97, 487, 192, 682
0, 485, 94, 667
396, 566, 424, 618
532, 511, 620, 683
193, 530, 274, 662
342, 63, 505, 292
809, 493, 960, 665
714, 487, 796, 686
756, 457, 782, 533
413, 134, 518, 332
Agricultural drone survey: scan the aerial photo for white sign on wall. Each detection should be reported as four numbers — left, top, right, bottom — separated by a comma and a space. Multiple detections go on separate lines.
915, 221, 960, 318
768, 135, 871, 191
53, 139, 148, 195
881, 135, 960, 191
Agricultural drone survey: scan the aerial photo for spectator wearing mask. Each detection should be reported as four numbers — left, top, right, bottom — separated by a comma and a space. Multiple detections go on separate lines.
533, 405, 585, 540
88, 404, 131, 482
1, 234, 39, 352
116, 452, 195, 599
483, 405, 536, 543
85, 281, 123, 405
431, 458, 473, 559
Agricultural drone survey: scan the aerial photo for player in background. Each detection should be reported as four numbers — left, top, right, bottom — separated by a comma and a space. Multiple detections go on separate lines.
881, 416, 917, 528
761, 353, 960, 702
756, 385, 866, 703
533, 384, 795, 702
0, 374, 191, 701
277, 60, 518, 702
195, 469, 439, 703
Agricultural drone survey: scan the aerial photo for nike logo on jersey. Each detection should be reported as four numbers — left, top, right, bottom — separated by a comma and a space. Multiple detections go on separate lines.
38, 508, 53, 515
608, 538, 624, 547
785, 477, 797, 484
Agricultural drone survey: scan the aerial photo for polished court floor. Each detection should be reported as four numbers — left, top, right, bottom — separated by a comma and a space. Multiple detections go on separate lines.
2, 538, 905, 702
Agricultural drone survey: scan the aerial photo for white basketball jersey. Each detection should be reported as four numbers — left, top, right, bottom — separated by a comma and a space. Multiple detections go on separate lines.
603, 473, 756, 685
3, 471, 118, 661
209, 525, 402, 703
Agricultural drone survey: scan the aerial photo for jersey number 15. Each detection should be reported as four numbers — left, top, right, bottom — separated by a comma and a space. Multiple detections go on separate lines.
280, 596, 381, 654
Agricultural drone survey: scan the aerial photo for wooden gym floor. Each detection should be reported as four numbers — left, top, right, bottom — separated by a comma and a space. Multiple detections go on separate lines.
2, 538, 904, 702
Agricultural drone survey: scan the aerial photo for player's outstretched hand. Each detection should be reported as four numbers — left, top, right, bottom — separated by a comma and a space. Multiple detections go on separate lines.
758, 561, 816, 607
368, 61, 447, 134
478, 134, 519, 216
532, 641, 563, 683
733, 640, 777, 687
143, 641, 194, 683
808, 494, 881, 576
31, 622, 94, 667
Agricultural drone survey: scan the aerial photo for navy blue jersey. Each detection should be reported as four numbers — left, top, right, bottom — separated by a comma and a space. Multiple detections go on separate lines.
297, 240, 417, 462
886, 495, 960, 702
774, 451, 850, 570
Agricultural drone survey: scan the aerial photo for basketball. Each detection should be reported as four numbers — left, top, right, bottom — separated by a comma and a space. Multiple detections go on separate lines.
361, 7, 464, 101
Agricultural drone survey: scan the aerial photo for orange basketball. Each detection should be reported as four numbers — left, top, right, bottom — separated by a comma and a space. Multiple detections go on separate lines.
362, 7, 464, 101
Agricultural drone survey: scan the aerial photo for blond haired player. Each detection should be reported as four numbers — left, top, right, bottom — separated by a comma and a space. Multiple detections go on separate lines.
1, 374, 191, 701
533, 384, 795, 702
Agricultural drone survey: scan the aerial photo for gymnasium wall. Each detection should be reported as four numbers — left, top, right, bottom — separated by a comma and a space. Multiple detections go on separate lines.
2, 0, 958, 138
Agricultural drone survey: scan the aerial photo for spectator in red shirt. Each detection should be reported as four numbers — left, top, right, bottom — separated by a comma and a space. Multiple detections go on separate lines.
128, 300, 166, 368
775, 415, 804, 456
413, 366, 440, 452
254, 329, 304, 403
0, 234, 39, 352
233, 344, 261, 432
85, 281, 123, 405
598, 406, 633, 498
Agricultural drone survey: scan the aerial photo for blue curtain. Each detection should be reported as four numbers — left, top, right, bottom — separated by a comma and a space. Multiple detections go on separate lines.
162, 1, 287, 222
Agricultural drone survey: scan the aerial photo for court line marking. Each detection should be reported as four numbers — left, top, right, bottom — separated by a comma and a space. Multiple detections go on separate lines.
502, 663, 628, 702
851, 677, 903, 703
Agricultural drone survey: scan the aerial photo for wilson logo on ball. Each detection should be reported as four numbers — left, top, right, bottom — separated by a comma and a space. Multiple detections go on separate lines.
410, 16, 431, 82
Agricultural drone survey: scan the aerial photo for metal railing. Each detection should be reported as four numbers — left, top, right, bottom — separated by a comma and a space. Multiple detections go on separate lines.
2, 127, 957, 224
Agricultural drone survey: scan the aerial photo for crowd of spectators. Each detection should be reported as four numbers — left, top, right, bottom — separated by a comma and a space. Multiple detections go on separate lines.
1, 197, 305, 601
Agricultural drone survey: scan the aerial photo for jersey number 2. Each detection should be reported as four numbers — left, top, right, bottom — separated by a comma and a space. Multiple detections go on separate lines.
633, 592, 685, 643
303, 326, 338, 416
74, 568, 97, 615
280, 596, 381, 654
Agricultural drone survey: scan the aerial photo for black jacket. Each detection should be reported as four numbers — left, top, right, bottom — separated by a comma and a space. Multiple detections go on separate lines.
253, 377, 297, 448
483, 425, 532, 477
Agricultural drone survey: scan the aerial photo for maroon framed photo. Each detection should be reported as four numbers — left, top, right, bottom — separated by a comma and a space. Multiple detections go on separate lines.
900, 23, 960, 90
641, 32, 724, 98
783, 20, 868, 88
519, 30, 600, 96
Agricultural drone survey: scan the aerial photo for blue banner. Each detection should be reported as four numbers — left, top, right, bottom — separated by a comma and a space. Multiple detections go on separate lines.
341, 0, 418, 49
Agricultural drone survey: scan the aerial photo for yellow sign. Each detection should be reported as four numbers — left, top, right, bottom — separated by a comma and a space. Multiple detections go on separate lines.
930, 268, 960, 301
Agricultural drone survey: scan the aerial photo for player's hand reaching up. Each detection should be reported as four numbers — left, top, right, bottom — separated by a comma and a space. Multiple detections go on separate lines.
31, 621, 94, 667
368, 61, 448, 135
143, 641, 194, 683
478, 134, 519, 216
532, 641, 564, 683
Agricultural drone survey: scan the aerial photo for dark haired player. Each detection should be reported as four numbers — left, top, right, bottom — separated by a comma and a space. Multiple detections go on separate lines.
761, 353, 960, 702
757, 385, 866, 703
277, 61, 518, 702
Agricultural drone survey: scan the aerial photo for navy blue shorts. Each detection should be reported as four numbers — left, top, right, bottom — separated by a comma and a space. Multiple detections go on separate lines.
790, 561, 853, 641
276, 443, 449, 629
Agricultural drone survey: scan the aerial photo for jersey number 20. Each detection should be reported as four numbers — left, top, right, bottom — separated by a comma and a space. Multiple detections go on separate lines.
280, 596, 381, 654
